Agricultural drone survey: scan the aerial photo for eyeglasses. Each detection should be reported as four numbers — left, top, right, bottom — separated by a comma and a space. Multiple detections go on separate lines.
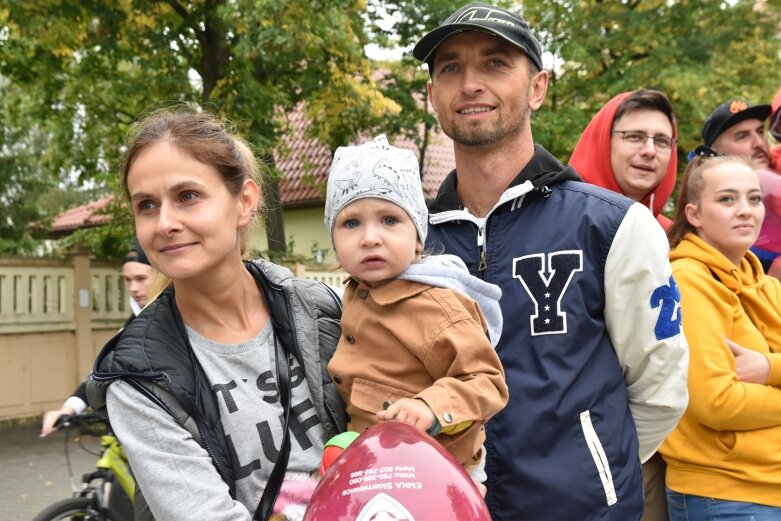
611, 130, 676, 152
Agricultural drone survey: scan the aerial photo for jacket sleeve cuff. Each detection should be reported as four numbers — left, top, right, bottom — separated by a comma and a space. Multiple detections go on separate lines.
765, 353, 781, 386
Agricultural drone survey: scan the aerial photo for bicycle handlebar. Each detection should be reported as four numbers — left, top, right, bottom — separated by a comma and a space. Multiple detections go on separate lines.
52, 412, 111, 432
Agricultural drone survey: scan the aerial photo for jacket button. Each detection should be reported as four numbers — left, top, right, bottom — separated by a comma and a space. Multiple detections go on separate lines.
334, 375, 342, 384
346, 334, 355, 344
443, 412, 453, 423
358, 289, 368, 299
382, 400, 392, 410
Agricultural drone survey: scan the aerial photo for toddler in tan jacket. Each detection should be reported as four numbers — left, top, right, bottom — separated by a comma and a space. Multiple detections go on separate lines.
324, 135, 508, 492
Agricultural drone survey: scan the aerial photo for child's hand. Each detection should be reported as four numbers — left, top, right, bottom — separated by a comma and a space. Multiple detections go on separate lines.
376, 398, 435, 433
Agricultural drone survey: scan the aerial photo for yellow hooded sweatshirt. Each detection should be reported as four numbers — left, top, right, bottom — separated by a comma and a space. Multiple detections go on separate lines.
660, 233, 781, 506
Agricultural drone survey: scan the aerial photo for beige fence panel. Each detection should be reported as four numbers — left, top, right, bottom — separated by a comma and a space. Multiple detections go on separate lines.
0, 258, 345, 422
0, 264, 74, 334
91, 266, 130, 325
292, 263, 347, 289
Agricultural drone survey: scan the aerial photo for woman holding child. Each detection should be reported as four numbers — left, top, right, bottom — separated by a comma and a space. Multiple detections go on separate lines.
87, 108, 345, 521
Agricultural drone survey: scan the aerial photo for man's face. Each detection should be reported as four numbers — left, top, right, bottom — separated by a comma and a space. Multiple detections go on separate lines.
122, 261, 154, 307
426, 31, 547, 148
610, 109, 674, 202
711, 118, 771, 168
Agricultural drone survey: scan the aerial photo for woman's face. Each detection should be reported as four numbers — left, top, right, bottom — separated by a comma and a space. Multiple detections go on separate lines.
127, 141, 256, 283
685, 161, 764, 265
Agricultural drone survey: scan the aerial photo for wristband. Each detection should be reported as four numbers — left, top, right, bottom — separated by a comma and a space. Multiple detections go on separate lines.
426, 414, 442, 436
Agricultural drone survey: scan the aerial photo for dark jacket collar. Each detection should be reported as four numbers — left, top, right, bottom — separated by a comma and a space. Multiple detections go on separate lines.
429, 144, 581, 213
92, 261, 301, 497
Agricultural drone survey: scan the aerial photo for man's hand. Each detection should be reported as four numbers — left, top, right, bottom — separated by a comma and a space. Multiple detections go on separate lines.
40, 406, 76, 437
725, 337, 770, 385
376, 398, 435, 433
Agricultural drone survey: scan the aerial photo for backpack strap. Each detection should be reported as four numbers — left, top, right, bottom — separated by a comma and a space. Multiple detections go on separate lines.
254, 334, 292, 521
128, 379, 203, 447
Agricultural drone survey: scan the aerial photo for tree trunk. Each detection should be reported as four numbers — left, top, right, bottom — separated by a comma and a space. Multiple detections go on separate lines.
260, 154, 287, 255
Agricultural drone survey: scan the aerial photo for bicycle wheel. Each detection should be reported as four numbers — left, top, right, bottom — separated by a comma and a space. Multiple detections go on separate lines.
32, 496, 123, 521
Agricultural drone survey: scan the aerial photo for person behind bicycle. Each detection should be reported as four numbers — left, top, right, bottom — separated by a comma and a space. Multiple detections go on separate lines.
40, 243, 154, 437
37, 245, 152, 521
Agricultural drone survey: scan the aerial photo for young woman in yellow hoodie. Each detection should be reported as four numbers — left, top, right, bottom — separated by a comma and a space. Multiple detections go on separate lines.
662, 150, 781, 520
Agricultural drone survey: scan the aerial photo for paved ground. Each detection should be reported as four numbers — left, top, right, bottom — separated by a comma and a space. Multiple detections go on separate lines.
0, 420, 98, 520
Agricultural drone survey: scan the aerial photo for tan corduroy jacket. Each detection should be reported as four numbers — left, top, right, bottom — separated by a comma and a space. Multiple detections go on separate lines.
328, 278, 508, 468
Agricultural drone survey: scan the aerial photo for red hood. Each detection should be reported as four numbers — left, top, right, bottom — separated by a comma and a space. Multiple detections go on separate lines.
771, 144, 781, 172
770, 85, 781, 147
569, 91, 678, 229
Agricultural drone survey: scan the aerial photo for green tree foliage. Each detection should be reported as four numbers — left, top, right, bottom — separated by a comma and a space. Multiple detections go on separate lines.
366, 0, 510, 175
1, 1, 780, 257
0, 77, 57, 255
521, 0, 781, 162
375, 0, 780, 174
0, 0, 399, 258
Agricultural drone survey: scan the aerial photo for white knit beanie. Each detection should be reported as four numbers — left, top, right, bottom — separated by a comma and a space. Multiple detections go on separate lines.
324, 135, 427, 244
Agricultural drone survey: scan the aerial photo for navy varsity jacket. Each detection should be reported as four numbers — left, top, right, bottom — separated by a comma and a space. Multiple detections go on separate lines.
426, 145, 688, 520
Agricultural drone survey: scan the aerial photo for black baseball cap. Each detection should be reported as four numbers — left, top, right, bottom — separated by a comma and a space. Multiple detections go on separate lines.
412, 1, 543, 72
123, 242, 151, 267
701, 100, 771, 147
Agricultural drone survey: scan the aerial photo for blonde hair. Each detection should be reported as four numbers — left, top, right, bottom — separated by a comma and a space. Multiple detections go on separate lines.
667, 154, 754, 248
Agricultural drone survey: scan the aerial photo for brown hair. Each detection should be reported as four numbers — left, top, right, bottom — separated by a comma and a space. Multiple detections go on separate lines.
613, 89, 676, 131
119, 107, 265, 254
667, 155, 753, 248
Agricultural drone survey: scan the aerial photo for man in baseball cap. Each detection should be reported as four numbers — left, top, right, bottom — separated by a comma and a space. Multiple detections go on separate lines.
414, 3, 688, 521
701, 99, 772, 168
701, 99, 781, 277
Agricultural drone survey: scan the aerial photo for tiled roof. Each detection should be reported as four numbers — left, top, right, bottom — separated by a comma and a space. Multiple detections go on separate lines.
276, 104, 454, 206
275, 107, 334, 206
49, 195, 114, 236
403, 132, 456, 201
50, 107, 455, 233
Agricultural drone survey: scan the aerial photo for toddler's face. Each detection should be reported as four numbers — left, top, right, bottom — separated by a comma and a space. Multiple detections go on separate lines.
332, 198, 421, 287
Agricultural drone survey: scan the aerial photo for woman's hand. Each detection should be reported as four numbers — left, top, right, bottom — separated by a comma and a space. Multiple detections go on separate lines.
376, 398, 435, 433
725, 337, 770, 385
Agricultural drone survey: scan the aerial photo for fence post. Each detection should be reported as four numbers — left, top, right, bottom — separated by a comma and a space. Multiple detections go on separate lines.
69, 252, 94, 383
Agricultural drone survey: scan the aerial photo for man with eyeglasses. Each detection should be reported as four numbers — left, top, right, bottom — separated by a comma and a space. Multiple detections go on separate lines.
570, 89, 678, 231
415, 3, 689, 519
569, 89, 680, 521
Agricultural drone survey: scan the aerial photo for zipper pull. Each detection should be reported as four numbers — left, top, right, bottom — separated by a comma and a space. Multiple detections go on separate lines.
476, 223, 487, 271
